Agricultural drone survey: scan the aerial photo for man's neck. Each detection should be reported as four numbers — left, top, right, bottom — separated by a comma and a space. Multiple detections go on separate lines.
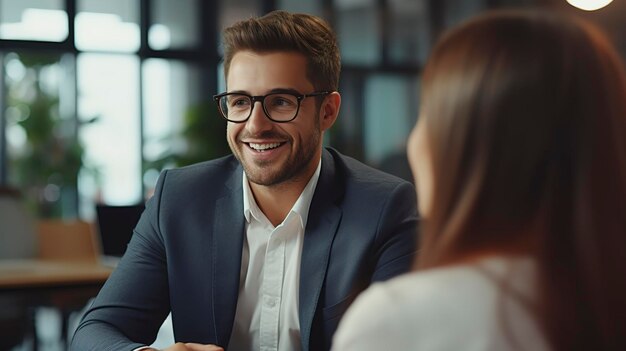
249, 178, 307, 227
248, 155, 322, 227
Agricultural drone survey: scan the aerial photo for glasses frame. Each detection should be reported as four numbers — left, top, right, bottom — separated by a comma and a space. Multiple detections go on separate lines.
213, 91, 331, 123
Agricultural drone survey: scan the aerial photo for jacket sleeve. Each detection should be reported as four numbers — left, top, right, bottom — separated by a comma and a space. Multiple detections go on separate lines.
371, 180, 419, 282
70, 171, 171, 351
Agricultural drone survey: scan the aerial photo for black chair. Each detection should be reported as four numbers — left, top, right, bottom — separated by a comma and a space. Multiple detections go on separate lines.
95, 203, 145, 259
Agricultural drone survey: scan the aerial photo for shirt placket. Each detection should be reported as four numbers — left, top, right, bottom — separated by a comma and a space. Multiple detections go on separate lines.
259, 227, 286, 351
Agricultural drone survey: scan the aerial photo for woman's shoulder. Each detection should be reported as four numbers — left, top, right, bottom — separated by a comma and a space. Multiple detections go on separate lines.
333, 256, 546, 351
359, 257, 528, 318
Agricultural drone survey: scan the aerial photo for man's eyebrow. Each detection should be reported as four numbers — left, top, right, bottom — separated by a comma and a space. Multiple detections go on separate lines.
226, 88, 303, 95
268, 88, 301, 95
227, 89, 249, 95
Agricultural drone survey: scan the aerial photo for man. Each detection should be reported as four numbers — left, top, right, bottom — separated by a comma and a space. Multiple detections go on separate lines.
71, 10, 418, 351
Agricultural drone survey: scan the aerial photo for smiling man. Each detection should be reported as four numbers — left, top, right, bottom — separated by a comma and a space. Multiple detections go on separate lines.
71, 10, 418, 351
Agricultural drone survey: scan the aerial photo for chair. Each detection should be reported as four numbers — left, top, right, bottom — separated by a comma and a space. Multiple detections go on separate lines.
37, 220, 98, 263
35, 219, 101, 347
95, 203, 145, 259
0, 186, 37, 350
0, 186, 38, 259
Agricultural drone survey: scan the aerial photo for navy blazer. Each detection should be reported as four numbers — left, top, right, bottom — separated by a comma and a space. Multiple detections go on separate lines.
71, 148, 418, 351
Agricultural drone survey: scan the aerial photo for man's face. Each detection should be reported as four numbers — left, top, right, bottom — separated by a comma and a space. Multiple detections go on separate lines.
226, 51, 324, 187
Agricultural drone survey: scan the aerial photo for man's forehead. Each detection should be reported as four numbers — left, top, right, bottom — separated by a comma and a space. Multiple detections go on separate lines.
228, 50, 308, 71
226, 51, 314, 92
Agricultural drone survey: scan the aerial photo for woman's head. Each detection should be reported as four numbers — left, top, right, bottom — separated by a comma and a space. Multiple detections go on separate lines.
410, 9, 626, 349
411, 10, 626, 264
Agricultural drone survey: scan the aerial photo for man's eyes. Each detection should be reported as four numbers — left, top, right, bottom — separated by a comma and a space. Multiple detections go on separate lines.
229, 97, 251, 108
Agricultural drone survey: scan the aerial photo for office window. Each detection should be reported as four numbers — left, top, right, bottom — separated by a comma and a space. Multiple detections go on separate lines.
0, 1, 221, 222
76, 0, 140, 52
149, 0, 200, 50
277, 0, 323, 16
388, 0, 431, 65
329, 72, 364, 160
217, 61, 226, 93
363, 74, 418, 166
77, 53, 141, 213
0, 0, 68, 42
219, 0, 259, 37
443, 0, 487, 28
336, 0, 381, 66
3, 52, 79, 217
142, 59, 202, 182
143, 58, 229, 194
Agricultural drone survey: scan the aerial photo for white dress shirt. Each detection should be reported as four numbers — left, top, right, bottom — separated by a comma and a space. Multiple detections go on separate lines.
228, 161, 321, 351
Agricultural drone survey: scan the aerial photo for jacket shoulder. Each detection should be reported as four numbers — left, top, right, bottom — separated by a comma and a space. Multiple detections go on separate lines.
163, 154, 239, 186
152, 155, 240, 207
326, 148, 412, 189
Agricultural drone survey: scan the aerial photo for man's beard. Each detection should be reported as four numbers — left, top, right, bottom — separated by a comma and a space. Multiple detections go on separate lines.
229, 126, 321, 187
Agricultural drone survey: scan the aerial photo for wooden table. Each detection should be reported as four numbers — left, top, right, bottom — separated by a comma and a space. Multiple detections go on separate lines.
0, 259, 113, 350
0, 259, 112, 290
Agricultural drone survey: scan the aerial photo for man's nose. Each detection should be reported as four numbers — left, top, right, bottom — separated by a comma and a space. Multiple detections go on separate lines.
245, 101, 273, 133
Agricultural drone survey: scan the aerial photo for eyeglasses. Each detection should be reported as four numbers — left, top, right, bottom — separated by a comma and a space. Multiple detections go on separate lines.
213, 91, 330, 123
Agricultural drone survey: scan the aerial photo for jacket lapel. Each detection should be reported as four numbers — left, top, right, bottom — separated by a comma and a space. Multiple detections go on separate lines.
299, 149, 342, 351
211, 166, 245, 346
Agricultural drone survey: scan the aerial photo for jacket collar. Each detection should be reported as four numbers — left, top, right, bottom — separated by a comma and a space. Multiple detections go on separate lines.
211, 160, 245, 346
299, 148, 343, 351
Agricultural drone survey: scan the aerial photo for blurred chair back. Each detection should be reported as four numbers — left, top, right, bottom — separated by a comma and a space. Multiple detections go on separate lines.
37, 220, 98, 263
95, 203, 145, 258
0, 186, 38, 259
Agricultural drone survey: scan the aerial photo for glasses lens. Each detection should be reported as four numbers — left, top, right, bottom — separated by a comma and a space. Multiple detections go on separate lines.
264, 93, 299, 121
220, 94, 251, 122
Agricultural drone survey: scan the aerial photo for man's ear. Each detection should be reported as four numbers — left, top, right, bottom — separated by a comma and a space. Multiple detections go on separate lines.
319, 92, 341, 131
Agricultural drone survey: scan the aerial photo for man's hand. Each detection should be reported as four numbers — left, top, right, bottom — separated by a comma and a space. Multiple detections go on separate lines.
148, 343, 224, 351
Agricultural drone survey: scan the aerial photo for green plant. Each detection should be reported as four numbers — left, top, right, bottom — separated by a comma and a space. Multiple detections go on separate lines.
7, 53, 88, 218
144, 100, 230, 171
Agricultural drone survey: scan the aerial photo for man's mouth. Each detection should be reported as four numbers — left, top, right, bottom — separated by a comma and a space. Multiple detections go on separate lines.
247, 142, 283, 151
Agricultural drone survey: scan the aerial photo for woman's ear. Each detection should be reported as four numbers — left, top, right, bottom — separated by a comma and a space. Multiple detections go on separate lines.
319, 92, 341, 131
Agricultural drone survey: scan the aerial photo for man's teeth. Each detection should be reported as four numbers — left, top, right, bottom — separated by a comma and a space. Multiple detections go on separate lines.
249, 142, 281, 151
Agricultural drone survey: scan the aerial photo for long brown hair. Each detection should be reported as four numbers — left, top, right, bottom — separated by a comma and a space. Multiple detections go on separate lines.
417, 10, 626, 350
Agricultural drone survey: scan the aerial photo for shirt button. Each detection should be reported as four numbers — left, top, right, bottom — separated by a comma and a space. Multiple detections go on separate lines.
266, 297, 276, 308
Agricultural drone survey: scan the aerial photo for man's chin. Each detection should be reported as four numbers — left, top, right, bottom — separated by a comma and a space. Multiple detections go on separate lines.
243, 164, 284, 187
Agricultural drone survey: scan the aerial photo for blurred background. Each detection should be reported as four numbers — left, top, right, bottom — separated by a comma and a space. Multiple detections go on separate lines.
0, 0, 624, 220
0, 0, 624, 350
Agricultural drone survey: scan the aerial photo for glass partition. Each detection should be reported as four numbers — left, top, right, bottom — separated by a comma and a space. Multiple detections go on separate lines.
0, 0, 68, 42
336, 0, 381, 66
363, 74, 418, 175
4, 52, 80, 217
149, 0, 200, 50
77, 53, 141, 215
76, 0, 140, 52
142, 59, 201, 189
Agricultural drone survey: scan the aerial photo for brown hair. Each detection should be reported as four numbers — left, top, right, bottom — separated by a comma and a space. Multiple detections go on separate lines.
417, 10, 626, 350
222, 10, 340, 92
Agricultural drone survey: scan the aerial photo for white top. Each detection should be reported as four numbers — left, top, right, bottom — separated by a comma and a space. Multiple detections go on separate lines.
228, 160, 322, 351
332, 256, 550, 351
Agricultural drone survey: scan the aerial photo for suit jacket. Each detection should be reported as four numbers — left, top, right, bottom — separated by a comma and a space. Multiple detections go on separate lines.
71, 148, 418, 351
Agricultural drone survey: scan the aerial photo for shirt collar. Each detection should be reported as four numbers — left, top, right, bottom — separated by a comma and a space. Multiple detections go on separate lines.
242, 159, 322, 229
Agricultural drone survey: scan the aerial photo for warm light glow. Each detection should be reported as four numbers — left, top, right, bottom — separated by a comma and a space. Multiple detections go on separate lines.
566, 0, 614, 11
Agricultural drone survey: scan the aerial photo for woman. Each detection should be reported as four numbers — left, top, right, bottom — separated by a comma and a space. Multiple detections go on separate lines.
333, 10, 626, 351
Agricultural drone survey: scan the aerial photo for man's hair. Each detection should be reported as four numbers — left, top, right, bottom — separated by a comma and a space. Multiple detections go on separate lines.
222, 10, 340, 92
